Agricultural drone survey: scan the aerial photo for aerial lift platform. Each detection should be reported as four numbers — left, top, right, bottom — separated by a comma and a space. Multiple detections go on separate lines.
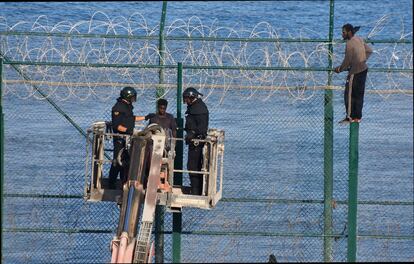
84, 121, 225, 263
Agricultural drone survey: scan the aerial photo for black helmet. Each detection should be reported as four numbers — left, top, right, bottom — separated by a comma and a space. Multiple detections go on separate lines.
183, 87, 203, 98
120, 86, 137, 102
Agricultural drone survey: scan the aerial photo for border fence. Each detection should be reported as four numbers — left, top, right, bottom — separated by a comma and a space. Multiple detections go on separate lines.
1, 0, 413, 263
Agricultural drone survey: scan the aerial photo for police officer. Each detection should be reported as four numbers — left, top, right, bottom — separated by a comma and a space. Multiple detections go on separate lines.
183, 87, 209, 195
108, 86, 150, 189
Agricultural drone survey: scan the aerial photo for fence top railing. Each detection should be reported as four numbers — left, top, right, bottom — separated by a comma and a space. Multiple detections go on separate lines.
2, 60, 413, 73
0, 30, 412, 44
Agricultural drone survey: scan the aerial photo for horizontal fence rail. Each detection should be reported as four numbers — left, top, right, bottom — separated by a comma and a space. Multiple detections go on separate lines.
1, 30, 412, 44
1, 3, 413, 263
2, 60, 413, 73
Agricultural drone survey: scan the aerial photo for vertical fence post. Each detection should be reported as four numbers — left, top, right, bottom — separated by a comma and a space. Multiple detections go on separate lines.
154, 1, 168, 262
323, 0, 335, 262
0, 56, 4, 262
347, 122, 359, 262
156, 0, 168, 99
173, 62, 183, 263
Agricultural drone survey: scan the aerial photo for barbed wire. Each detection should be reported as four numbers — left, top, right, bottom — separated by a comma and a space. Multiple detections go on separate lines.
0, 12, 412, 101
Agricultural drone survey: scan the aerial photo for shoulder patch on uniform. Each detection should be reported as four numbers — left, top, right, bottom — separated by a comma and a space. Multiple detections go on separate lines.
114, 111, 120, 116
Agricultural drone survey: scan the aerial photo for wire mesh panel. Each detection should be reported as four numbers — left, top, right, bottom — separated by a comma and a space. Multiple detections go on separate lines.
1, 2, 413, 263
1, 62, 175, 263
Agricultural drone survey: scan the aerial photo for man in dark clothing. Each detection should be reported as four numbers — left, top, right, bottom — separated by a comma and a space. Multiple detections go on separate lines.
183, 87, 209, 195
108, 86, 151, 189
335, 23, 373, 124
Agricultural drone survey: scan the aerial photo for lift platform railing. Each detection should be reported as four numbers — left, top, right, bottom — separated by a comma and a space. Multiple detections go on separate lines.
84, 121, 224, 263
84, 121, 225, 211
159, 129, 225, 210
84, 121, 130, 202
84, 121, 225, 263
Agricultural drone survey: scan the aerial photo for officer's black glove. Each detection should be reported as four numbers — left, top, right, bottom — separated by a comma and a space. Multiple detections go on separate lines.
126, 127, 134, 135
185, 130, 195, 145
145, 113, 156, 120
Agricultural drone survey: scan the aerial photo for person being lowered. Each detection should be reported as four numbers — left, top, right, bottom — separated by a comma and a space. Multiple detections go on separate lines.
145, 98, 177, 138
140, 98, 177, 189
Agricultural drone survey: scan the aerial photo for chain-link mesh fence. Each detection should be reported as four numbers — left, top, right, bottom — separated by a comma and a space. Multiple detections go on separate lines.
1, 3, 413, 263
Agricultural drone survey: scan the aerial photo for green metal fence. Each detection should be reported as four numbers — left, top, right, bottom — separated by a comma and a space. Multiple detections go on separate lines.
1, 0, 413, 263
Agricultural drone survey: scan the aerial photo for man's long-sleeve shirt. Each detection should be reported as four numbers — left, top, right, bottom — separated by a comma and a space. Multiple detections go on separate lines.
338, 36, 373, 75
148, 113, 177, 137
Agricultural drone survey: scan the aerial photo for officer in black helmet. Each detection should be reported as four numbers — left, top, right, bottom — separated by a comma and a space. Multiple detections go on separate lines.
183, 87, 209, 195
108, 86, 152, 189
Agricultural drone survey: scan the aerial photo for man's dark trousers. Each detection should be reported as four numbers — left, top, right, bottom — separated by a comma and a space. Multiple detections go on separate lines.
188, 143, 204, 195
345, 69, 368, 119
108, 138, 128, 189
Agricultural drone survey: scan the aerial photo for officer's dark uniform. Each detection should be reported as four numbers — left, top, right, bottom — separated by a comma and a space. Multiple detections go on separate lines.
185, 98, 209, 195
108, 97, 135, 189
